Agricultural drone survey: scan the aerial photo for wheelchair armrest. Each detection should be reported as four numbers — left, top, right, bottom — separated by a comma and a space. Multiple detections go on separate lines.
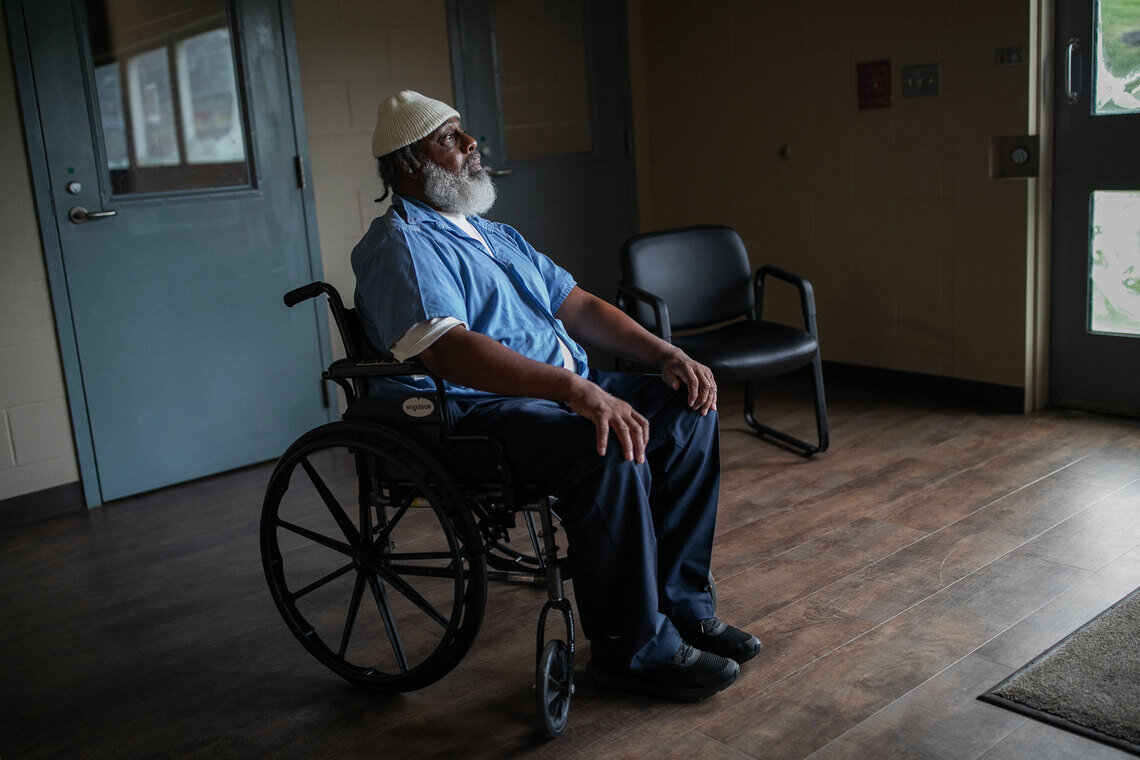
324, 357, 449, 413
754, 265, 819, 333
324, 357, 429, 380
617, 281, 673, 342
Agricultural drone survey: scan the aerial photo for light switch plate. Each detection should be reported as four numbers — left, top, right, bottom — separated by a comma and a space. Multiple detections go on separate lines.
902, 63, 939, 97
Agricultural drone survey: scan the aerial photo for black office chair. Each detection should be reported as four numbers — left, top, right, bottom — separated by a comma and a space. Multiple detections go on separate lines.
617, 224, 829, 456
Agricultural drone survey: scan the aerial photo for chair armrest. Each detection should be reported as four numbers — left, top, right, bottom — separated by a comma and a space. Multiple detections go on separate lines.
617, 281, 673, 342
754, 265, 819, 333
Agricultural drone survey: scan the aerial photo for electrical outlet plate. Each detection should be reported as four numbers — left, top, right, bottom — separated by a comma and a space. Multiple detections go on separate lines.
902, 63, 939, 97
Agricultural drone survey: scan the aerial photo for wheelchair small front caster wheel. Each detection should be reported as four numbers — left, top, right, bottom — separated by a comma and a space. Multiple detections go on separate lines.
535, 639, 572, 738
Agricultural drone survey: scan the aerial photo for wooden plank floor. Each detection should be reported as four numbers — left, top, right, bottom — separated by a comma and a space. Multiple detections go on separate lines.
2, 379, 1139, 759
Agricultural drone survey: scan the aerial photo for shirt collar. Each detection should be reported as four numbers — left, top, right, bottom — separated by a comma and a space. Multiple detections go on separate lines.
394, 194, 488, 231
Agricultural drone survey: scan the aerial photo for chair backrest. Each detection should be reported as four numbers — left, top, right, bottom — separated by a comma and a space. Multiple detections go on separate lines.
621, 225, 753, 332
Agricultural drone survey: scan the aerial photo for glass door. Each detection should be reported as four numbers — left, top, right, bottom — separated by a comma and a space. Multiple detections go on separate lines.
1051, 0, 1140, 414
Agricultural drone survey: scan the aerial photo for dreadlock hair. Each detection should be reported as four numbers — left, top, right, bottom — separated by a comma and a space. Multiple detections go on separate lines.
375, 143, 426, 203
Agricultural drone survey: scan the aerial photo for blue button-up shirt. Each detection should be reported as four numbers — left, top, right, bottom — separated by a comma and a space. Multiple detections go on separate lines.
351, 195, 591, 399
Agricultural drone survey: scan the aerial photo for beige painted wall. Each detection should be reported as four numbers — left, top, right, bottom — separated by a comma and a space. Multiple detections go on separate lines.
0, 2, 80, 501
629, 0, 1037, 389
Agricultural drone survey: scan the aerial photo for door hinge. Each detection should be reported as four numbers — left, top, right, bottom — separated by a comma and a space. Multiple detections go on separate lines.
295, 155, 306, 189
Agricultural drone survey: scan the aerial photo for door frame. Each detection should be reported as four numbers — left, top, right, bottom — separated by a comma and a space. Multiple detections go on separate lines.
5, 0, 330, 506
1031, 0, 1055, 412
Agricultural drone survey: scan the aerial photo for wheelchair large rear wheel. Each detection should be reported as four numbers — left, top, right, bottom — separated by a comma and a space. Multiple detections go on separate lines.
261, 421, 487, 692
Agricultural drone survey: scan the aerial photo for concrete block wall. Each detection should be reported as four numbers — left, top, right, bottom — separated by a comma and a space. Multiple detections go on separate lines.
292, 0, 454, 361
0, 2, 80, 501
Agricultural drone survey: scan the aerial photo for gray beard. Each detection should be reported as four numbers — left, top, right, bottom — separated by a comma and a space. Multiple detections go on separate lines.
421, 157, 497, 216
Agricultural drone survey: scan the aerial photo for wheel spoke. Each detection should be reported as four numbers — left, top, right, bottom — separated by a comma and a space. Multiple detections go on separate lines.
377, 566, 450, 630
367, 573, 409, 673
290, 560, 355, 601
339, 571, 368, 659
546, 689, 563, 710
278, 519, 354, 556
374, 500, 411, 544
301, 457, 360, 544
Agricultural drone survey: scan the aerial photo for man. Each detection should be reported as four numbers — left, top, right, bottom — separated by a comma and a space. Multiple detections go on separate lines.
352, 90, 761, 701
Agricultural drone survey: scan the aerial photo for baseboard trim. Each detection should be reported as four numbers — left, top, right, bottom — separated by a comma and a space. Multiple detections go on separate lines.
0, 482, 86, 531
822, 362, 1026, 414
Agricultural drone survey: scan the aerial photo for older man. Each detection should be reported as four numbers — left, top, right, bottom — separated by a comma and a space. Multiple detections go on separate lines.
351, 91, 760, 701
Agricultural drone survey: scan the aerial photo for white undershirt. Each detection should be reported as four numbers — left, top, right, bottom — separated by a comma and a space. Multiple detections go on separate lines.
389, 213, 576, 370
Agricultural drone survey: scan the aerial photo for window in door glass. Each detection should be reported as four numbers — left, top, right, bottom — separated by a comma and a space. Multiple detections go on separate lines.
94, 62, 129, 169
494, 0, 592, 160
176, 29, 246, 164
1094, 0, 1140, 114
127, 47, 180, 167
87, 0, 250, 194
1089, 191, 1140, 336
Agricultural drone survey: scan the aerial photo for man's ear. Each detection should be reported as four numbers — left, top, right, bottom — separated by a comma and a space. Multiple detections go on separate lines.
395, 157, 418, 178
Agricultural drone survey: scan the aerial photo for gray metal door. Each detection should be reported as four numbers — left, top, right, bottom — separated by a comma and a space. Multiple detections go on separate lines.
1050, 0, 1140, 415
9, 0, 331, 503
447, 0, 638, 300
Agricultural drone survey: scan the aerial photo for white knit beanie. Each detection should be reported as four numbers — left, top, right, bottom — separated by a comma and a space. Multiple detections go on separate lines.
371, 90, 460, 158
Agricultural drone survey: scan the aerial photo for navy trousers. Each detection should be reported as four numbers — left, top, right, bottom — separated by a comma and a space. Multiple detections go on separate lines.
451, 370, 720, 671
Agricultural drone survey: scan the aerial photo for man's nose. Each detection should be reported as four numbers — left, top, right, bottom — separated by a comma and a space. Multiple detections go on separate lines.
462, 133, 478, 152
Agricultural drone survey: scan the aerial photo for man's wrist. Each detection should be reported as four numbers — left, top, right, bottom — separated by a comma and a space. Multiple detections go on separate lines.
559, 371, 590, 405
655, 343, 684, 367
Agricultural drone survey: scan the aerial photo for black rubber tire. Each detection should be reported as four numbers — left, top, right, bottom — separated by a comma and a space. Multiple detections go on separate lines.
261, 421, 486, 692
535, 639, 572, 739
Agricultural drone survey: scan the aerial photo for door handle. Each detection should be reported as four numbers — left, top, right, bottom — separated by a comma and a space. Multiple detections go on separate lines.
68, 206, 118, 224
1065, 36, 1081, 105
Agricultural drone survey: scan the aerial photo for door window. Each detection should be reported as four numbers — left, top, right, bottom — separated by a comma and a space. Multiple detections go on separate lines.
1089, 190, 1140, 335
1095, 0, 1140, 114
493, 0, 592, 160
86, 0, 250, 194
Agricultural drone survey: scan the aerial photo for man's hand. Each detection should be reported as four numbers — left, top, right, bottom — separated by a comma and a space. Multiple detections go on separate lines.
554, 288, 717, 417
565, 377, 650, 463
660, 349, 717, 416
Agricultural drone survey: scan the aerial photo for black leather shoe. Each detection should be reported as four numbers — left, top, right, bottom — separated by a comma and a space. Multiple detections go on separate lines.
676, 618, 762, 663
587, 642, 738, 702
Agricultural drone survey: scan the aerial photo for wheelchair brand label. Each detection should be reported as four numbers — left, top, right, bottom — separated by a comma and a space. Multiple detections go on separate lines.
401, 396, 436, 418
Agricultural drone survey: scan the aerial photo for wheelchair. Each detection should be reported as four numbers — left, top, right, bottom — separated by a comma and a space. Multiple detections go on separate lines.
260, 282, 577, 737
